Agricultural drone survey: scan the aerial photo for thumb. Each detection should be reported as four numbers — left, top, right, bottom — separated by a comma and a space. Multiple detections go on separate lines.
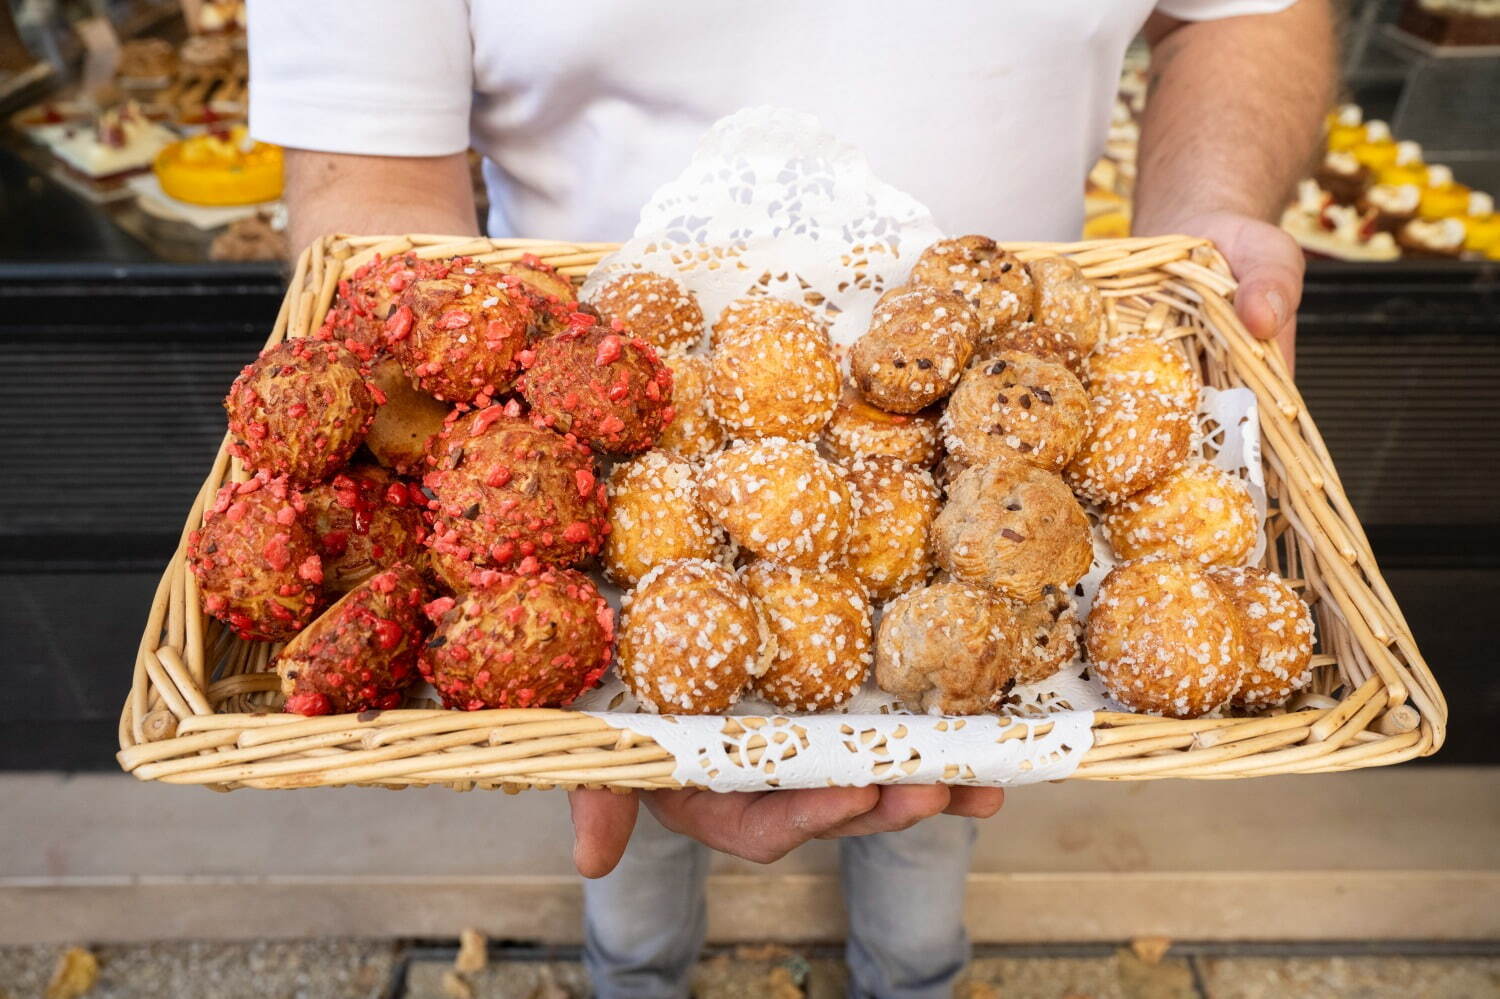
1220, 224, 1303, 346
1234, 267, 1299, 344
567, 787, 639, 878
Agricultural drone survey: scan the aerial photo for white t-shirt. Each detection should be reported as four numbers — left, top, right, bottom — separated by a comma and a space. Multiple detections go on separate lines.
248, 0, 1289, 243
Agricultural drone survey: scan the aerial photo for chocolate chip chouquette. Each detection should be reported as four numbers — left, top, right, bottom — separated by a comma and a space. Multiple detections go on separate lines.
849, 285, 977, 414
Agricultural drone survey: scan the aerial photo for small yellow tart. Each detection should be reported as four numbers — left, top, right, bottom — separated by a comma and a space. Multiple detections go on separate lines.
154, 126, 283, 205
1351, 139, 1397, 172
1465, 215, 1500, 254
1379, 162, 1428, 188
1417, 167, 1471, 221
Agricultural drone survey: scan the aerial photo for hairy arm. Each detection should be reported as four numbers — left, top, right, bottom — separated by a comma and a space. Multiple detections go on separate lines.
283, 149, 479, 261
1133, 0, 1336, 361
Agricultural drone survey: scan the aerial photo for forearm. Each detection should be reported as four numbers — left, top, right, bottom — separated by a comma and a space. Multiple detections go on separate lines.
283, 150, 479, 260
1133, 0, 1336, 235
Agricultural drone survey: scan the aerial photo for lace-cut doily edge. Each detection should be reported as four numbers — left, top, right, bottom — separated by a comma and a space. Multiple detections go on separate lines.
582, 709, 1098, 790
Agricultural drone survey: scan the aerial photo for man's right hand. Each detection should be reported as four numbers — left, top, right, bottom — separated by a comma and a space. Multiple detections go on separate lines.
568, 784, 1004, 877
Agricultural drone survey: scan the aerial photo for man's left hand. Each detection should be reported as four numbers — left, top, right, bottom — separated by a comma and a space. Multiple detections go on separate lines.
1169, 211, 1303, 372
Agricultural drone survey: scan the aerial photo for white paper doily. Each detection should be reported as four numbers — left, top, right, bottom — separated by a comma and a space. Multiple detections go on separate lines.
570, 108, 1266, 790
581, 106, 943, 350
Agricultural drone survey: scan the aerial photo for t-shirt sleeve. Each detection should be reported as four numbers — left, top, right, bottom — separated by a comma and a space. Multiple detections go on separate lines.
1153, 0, 1296, 20
247, 0, 473, 156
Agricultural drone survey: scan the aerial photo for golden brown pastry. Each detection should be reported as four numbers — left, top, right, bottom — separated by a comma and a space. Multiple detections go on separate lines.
849, 286, 977, 413
974, 322, 1086, 377
709, 311, 840, 440
1008, 587, 1080, 686
874, 580, 1017, 714
1085, 558, 1251, 718
1085, 334, 1201, 411
1027, 256, 1105, 355
909, 235, 1035, 338
504, 254, 578, 306
617, 558, 772, 713
1101, 459, 1256, 567
698, 438, 856, 570
587, 270, 704, 356
931, 455, 1093, 602
604, 450, 724, 586
711, 296, 828, 350
941, 350, 1092, 473
821, 382, 941, 468
744, 562, 872, 712
657, 353, 724, 460
224, 337, 376, 487
841, 456, 940, 602
1207, 566, 1316, 709
364, 357, 452, 475
1064, 389, 1196, 506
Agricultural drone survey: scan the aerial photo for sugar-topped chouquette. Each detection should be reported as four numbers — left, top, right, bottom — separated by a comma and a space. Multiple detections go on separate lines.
821, 382, 941, 468
1101, 459, 1257, 567
941, 350, 1092, 473
1086, 558, 1251, 718
1064, 388, 1195, 506
909, 235, 1035, 338
709, 311, 840, 440
698, 438, 856, 570
657, 353, 724, 460
875, 580, 1017, 714
604, 449, 724, 587
1085, 334, 1201, 411
849, 286, 977, 414
841, 455, 940, 602
1027, 255, 1106, 355
277, 563, 429, 716
617, 558, 771, 714
1208, 566, 1316, 709
931, 454, 1093, 603
587, 270, 703, 356
743, 562, 872, 712
420, 568, 613, 710
224, 337, 376, 487
711, 295, 827, 350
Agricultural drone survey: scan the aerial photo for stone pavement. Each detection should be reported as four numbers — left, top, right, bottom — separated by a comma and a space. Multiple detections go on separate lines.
4, 940, 1499, 999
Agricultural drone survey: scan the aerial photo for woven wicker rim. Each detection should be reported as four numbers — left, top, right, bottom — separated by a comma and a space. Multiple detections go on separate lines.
116, 233, 1446, 791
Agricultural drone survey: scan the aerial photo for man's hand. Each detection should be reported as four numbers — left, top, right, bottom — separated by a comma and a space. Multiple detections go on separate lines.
1172, 211, 1304, 370
1132, 0, 1333, 374
568, 785, 1005, 877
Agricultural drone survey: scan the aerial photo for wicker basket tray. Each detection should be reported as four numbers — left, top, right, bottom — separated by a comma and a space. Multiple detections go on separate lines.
117, 233, 1446, 790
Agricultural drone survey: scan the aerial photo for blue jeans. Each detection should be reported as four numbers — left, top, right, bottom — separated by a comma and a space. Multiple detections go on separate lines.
583, 808, 976, 998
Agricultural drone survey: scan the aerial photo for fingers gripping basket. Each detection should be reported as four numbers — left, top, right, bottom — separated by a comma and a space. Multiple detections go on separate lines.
117, 233, 1445, 791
